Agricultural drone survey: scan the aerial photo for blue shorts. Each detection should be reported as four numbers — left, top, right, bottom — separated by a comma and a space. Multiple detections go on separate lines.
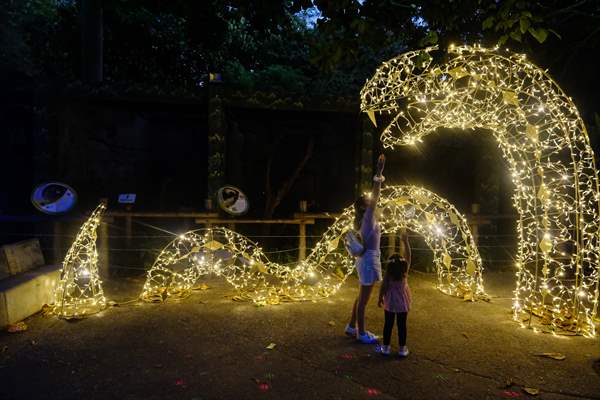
356, 250, 382, 286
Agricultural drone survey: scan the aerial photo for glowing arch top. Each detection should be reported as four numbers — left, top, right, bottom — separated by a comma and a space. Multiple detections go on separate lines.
141, 185, 484, 304
54, 202, 107, 318
360, 44, 600, 336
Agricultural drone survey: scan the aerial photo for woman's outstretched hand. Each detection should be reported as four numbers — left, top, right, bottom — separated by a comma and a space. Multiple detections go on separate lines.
376, 154, 386, 175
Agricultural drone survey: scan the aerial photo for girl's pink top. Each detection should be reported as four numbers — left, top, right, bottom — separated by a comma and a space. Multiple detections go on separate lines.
383, 279, 412, 313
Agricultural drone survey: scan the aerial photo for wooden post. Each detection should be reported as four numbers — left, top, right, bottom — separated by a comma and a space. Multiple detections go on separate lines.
470, 203, 480, 245
208, 83, 227, 199
99, 219, 110, 279
298, 221, 307, 261
387, 234, 396, 259
125, 215, 132, 248
53, 220, 63, 264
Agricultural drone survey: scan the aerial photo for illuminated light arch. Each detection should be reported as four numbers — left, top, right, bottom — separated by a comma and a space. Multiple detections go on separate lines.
140, 185, 484, 305
360, 45, 600, 336
54, 203, 107, 318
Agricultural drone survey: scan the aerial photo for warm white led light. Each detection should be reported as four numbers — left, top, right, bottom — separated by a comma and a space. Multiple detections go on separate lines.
141, 186, 484, 304
54, 203, 107, 318
360, 44, 600, 337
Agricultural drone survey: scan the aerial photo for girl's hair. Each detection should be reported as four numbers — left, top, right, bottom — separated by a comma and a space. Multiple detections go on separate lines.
387, 254, 408, 281
353, 195, 367, 231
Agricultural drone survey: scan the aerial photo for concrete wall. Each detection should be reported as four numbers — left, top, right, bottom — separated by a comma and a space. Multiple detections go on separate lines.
0, 239, 45, 278
0, 238, 58, 326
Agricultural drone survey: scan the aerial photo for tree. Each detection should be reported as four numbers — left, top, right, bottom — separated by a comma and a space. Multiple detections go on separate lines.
81, 0, 103, 83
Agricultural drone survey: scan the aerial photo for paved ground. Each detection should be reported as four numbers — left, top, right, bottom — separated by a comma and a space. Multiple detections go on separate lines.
1, 271, 599, 400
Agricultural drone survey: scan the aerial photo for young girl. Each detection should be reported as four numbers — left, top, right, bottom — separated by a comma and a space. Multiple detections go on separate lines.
345, 154, 386, 344
377, 233, 412, 356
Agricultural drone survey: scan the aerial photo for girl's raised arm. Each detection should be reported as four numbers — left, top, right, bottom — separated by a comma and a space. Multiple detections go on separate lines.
364, 155, 386, 228
402, 230, 412, 267
370, 154, 385, 205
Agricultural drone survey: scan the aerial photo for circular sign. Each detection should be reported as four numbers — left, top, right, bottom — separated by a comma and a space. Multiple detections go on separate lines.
217, 185, 249, 216
31, 182, 78, 215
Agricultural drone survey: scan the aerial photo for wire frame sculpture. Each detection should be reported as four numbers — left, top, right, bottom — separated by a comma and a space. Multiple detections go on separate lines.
141, 186, 484, 305
360, 44, 600, 336
54, 202, 107, 318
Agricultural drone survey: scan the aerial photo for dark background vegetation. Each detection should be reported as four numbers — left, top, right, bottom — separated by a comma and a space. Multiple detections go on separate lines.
2, 0, 600, 268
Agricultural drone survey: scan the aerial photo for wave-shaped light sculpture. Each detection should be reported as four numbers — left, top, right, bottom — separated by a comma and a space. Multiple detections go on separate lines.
141, 186, 484, 305
360, 44, 600, 336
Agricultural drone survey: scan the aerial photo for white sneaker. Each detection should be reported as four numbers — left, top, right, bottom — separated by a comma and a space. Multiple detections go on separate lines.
398, 346, 409, 357
357, 331, 379, 344
344, 324, 356, 337
375, 345, 391, 355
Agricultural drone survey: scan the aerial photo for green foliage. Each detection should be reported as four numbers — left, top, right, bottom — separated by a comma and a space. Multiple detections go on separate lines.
1, 0, 74, 77
481, 0, 557, 45
223, 60, 255, 90
224, 61, 308, 92
2, 0, 599, 99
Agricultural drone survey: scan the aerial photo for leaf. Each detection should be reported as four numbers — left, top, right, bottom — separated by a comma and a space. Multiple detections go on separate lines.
253, 262, 268, 274
519, 17, 530, 34
266, 343, 276, 350
448, 66, 469, 80
539, 237, 552, 253
394, 197, 410, 207
536, 185, 548, 202
420, 30, 438, 46
510, 31, 522, 43
534, 352, 565, 360
522, 387, 539, 396
548, 29, 562, 40
498, 34, 509, 45
466, 259, 476, 275
7, 322, 28, 333
448, 211, 459, 226
203, 240, 224, 250
327, 236, 340, 252
333, 266, 345, 279
41, 303, 54, 317
443, 253, 452, 268
482, 16, 495, 30
526, 124, 539, 142
528, 27, 548, 43
502, 90, 519, 106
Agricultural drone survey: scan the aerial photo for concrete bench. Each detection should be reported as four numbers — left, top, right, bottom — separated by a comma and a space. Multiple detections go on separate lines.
0, 239, 60, 327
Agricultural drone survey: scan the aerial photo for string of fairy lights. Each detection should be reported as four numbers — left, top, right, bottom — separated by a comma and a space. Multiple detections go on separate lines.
140, 185, 484, 305
360, 44, 600, 337
54, 202, 107, 318
49, 44, 599, 338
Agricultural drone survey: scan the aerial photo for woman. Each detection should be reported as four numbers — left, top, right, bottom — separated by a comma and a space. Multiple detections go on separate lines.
345, 154, 385, 344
